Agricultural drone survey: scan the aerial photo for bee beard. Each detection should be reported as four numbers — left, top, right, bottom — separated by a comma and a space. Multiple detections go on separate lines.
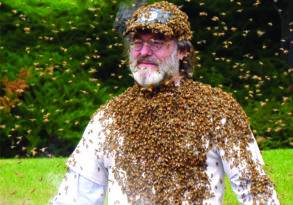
129, 49, 180, 87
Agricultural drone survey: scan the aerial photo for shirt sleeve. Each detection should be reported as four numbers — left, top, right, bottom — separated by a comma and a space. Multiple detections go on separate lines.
51, 110, 111, 204
66, 110, 109, 185
219, 136, 280, 205
50, 169, 106, 205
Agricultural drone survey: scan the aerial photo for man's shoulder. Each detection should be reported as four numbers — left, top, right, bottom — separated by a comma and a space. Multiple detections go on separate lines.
89, 86, 136, 121
183, 80, 237, 104
183, 80, 248, 121
89, 103, 113, 125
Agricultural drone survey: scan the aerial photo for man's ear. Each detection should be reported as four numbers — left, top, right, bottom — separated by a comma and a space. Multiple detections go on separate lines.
177, 50, 189, 60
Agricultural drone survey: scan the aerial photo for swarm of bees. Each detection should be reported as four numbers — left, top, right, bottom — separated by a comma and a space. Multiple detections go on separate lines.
99, 78, 274, 204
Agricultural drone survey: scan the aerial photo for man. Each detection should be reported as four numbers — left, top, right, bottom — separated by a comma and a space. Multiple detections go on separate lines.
51, 1, 279, 205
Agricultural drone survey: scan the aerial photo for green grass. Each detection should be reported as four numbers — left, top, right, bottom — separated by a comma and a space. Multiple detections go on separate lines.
0, 158, 66, 205
0, 149, 292, 205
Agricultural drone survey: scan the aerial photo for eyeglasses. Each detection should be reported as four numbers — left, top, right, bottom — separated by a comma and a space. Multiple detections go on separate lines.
129, 38, 168, 52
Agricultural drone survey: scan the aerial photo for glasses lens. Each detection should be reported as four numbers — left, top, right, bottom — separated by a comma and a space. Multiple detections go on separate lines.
131, 40, 143, 51
130, 39, 165, 51
149, 39, 164, 51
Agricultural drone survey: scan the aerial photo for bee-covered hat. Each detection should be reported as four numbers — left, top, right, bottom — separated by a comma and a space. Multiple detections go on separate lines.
124, 1, 192, 41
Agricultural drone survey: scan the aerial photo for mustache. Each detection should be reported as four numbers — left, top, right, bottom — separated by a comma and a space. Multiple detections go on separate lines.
136, 56, 159, 65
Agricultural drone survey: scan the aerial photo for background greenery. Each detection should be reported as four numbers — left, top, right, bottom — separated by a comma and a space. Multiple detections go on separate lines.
0, 0, 292, 157
1, 149, 292, 204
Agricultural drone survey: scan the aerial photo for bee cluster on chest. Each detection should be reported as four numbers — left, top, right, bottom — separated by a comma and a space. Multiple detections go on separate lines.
100, 79, 273, 204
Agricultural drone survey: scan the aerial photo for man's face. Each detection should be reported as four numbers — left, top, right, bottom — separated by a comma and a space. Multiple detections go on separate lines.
128, 33, 181, 87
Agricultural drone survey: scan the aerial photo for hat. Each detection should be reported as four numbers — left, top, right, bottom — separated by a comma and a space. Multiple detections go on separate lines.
124, 1, 192, 41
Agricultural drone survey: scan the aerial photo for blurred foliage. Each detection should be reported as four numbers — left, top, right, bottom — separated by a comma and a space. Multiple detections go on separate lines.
0, 0, 292, 157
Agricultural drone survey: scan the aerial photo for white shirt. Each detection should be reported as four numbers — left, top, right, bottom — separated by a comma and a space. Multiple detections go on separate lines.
50, 111, 279, 205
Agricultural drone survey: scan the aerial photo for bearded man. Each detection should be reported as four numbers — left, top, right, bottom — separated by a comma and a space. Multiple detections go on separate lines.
51, 1, 279, 205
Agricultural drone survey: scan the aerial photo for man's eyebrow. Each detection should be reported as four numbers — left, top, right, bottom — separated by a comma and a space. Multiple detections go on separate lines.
153, 33, 166, 40
130, 32, 167, 40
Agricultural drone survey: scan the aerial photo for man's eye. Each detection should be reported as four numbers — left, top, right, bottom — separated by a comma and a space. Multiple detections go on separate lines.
153, 40, 164, 45
133, 40, 143, 45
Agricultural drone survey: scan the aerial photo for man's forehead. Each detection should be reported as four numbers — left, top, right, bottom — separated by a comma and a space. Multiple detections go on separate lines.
129, 30, 169, 40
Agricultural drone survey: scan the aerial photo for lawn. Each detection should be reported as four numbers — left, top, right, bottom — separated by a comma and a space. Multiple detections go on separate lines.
0, 149, 292, 205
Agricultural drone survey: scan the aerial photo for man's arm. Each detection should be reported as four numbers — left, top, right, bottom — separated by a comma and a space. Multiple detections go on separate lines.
50, 169, 106, 205
50, 110, 110, 204
218, 137, 280, 205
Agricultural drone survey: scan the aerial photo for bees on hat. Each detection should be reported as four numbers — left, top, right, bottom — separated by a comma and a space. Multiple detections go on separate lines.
124, 1, 192, 41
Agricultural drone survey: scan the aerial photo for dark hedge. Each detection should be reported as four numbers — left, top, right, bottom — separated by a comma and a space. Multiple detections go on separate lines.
0, 0, 292, 157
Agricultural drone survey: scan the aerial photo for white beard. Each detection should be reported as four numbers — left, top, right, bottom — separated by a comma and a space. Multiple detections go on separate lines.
129, 49, 180, 87
132, 68, 165, 87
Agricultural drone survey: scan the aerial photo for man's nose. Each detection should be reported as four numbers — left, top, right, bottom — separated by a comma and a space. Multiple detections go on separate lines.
139, 43, 153, 56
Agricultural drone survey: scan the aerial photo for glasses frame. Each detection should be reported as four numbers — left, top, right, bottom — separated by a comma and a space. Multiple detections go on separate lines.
129, 37, 174, 52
